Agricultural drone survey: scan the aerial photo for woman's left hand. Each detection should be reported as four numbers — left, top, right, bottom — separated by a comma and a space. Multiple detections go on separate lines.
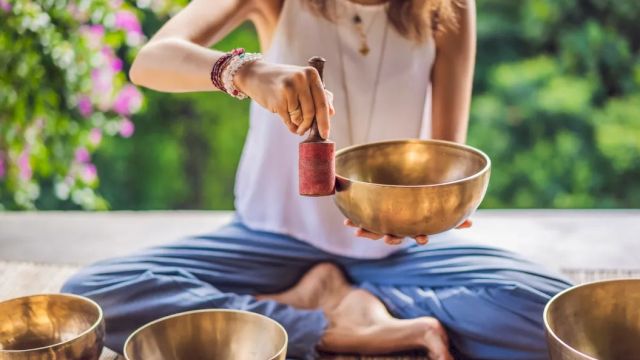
344, 219, 473, 246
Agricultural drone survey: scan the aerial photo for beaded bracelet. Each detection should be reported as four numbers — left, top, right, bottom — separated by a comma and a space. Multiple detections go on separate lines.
221, 52, 263, 100
210, 48, 245, 93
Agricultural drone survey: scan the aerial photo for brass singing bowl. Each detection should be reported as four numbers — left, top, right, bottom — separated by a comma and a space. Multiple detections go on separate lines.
0, 293, 105, 360
124, 309, 288, 360
335, 139, 491, 237
544, 279, 640, 360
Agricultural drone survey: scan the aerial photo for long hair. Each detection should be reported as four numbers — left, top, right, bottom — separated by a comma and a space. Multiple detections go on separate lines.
305, 0, 459, 42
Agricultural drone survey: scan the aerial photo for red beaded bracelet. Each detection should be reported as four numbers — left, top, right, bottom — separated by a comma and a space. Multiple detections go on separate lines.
210, 48, 245, 93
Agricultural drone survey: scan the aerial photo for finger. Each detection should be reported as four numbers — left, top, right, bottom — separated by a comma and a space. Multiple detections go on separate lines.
307, 67, 330, 138
306, 67, 329, 139
384, 235, 403, 245
355, 228, 384, 240
296, 72, 316, 136
285, 87, 303, 126
344, 219, 357, 228
325, 89, 335, 116
415, 235, 429, 245
276, 105, 297, 134
456, 219, 473, 229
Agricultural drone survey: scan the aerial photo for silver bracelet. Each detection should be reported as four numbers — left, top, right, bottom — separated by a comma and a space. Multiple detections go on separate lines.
222, 52, 263, 100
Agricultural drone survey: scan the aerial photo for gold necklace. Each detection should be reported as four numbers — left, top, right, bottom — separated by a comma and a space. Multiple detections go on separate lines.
336, 17, 390, 145
352, 11, 381, 56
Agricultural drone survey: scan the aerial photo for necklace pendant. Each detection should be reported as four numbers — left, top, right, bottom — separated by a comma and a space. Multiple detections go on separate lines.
359, 44, 370, 56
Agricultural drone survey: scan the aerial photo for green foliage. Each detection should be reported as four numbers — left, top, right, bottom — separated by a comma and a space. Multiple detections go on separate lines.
0, 0, 144, 210
467, 0, 640, 208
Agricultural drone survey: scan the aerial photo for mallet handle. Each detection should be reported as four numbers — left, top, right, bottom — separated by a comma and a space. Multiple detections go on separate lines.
306, 56, 326, 142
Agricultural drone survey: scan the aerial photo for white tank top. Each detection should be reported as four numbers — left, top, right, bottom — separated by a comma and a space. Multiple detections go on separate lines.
234, 0, 436, 258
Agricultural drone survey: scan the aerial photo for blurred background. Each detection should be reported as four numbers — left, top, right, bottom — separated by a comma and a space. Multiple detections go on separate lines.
1, 0, 639, 211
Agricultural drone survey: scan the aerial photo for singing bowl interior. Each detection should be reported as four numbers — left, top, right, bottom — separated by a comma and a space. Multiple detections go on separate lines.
334, 139, 491, 237
544, 279, 640, 360
124, 309, 288, 360
0, 293, 105, 360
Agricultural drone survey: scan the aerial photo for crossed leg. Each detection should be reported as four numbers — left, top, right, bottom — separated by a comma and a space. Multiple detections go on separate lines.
259, 263, 453, 359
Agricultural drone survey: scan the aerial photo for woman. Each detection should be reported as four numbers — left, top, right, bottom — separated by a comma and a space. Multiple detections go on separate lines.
63, 0, 571, 359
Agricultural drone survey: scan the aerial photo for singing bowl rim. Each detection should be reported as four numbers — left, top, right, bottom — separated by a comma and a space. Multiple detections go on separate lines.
0, 293, 104, 354
335, 139, 491, 188
543, 278, 640, 360
123, 309, 289, 360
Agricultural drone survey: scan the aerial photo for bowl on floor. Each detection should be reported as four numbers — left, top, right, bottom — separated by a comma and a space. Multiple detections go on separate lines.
544, 279, 640, 360
124, 309, 288, 360
0, 293, 105, 360
334, 139, 491, 237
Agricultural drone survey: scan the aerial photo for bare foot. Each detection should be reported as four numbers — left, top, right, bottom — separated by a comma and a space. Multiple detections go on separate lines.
319, 288, 453, 360
258, 264, 452, 358
257, 263, 351, 312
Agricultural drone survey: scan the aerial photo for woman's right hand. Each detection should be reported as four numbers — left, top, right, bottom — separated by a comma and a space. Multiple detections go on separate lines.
234, 60, 335, 138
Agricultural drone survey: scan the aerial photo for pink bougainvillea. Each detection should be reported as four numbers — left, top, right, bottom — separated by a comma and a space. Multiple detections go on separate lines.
77, 96, 93, 117
82, 163, 98, 183
89, 128, 103, 146
0, 152, 5, 179
1, 0, 176, 209
75, 147, 91, 163
0, 0, 11, 12
114, 10, 142, 35
17, 150, 32, 181
113, 84, 143, 115
119, 118, 135, 138
80, 24, 105, 49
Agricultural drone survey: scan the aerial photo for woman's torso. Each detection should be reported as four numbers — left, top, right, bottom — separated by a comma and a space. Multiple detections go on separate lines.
235, 0, 436, 258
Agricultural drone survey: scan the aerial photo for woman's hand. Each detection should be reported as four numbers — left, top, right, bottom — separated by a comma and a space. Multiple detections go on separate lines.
234, 60, 335, 138
344, 219, 473, 246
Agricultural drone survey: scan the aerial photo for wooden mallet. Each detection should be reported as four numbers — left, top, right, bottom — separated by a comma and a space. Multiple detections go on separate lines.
299, 56, 335, 197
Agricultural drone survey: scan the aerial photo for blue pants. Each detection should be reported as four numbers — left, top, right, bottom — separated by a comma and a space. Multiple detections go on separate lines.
62, 221, 570, 359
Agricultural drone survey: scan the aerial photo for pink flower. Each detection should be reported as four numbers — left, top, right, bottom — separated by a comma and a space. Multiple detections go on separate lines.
113, 84, 142, 115
0, 152, 5, 179
114, 10, 142, 35
82, 163, 98, 183
18, 150, 32, 181
119, 118, 135, 138
81, 25, 104, 48
101, 46, 123, 72
77, 96, 93, 117
91, 68, 114, 111
75, 147, 90, 163
111, 57, 123, 72
0, 0, 11, 12
92, 68, 113, 94
89, 128, 102, 146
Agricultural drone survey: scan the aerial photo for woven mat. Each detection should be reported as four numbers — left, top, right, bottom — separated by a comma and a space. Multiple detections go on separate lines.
2, 261, 638, 360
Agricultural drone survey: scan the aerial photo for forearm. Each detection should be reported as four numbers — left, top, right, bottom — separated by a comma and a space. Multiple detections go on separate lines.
130, 39, 223, 92
430, 0, 476, 144
129, 0, 256, 93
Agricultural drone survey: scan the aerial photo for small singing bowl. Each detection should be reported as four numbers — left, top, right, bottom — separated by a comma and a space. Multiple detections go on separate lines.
0, 293, 105, 360
544, 279, 640, 360
335, 139, 491, 237
124, 309, 288, 360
